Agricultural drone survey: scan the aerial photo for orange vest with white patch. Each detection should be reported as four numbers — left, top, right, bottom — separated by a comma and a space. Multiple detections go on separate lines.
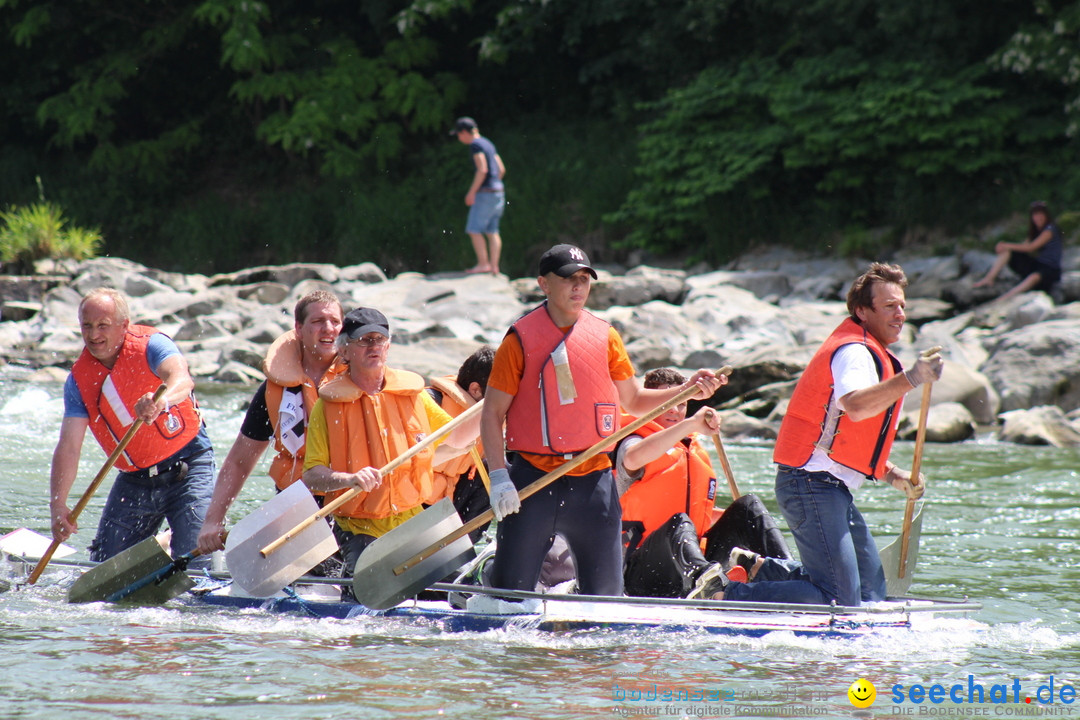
321, 368, 435, 519
505, 304, 618, 455
772, 318, 903, 480
425, 375, 480, 503
619, 418, 717, 540
262, 330, 345, 491
71, 325, 200, 472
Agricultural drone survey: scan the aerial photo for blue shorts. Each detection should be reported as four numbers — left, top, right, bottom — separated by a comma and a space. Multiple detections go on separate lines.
466, 191, 505, 235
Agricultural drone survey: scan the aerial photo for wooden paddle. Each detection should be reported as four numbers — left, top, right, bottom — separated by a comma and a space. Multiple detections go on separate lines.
258, 399, 484, 558
898, 350, 938, 579
350, 368, 732, 609
28, 383, 167, 585
705, 409, 741, 500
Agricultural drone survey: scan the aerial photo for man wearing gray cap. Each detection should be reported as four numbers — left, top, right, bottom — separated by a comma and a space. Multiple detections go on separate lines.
302, 307, 479, 590
451, 116, 506, 275
480, 244, 723, 596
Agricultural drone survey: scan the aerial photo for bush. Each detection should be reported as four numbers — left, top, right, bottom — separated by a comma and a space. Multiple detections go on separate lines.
0, 181, 102, 273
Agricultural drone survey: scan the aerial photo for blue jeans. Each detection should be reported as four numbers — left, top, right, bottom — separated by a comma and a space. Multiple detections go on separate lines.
723, 466, 886, 606
89, 442, 215, 567
465, 191, 505, 234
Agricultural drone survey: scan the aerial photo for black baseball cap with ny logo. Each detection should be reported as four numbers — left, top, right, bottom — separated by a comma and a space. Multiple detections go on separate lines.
538, 244, 597, 279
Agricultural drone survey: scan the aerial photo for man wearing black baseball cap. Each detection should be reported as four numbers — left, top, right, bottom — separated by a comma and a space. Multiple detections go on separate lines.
480, 243, 724, 597
301, 306, 480, 594
451, 116, 506, 275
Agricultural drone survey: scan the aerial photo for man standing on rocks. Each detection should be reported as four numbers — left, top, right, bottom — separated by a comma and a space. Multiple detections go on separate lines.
718, 262, 942, 606
479, 243, 723, 597
196, 290, 345, 556
451, 116, 506, 275
49, 287, 216, 563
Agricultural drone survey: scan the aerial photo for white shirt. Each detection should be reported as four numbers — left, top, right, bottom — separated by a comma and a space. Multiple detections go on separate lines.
802, 343, 901, 490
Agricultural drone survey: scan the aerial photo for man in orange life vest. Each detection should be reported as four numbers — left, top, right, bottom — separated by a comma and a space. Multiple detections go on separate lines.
617, 368, 792, 599
301, 307, 481, 587
719, 263, 942, 606
195, 290, 345, 556
480, 243, 724, 596
49, 288, 216, 563
424, 345, 495, 543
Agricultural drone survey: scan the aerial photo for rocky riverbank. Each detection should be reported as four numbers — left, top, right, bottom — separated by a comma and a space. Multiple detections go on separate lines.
3, 243, 1080, 447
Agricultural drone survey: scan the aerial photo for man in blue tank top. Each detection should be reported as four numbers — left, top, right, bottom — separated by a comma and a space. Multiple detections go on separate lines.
451, 116, 506, 275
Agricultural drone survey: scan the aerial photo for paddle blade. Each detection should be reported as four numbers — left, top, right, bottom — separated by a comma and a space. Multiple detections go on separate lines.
225, 482, 338, 597
880, 503, 925, 597
67, 536, 195, 604
352, 499, 476, 610
0, 528, 75, 561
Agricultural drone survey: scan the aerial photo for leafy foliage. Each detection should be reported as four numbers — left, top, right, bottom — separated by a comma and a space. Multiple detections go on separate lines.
0, 180, 102, 273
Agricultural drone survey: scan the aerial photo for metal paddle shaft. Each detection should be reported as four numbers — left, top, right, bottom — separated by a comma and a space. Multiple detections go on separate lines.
258, 400, 484, 558
350, 368, 732, 610
29, 383, 167, 585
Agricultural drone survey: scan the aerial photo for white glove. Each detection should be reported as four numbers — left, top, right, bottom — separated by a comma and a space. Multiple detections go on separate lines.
905, 354, 944, 388
488, 468, 521, 521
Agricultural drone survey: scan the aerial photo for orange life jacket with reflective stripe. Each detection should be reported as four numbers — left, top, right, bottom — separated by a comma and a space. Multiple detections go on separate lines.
772, 318, 903, 480
262, 330, 345, 491
320, 368, 435, 519
505, 304, 618, 456
425, 375, 480, 503
619, 418, 717, 541
71, 325, 200, 472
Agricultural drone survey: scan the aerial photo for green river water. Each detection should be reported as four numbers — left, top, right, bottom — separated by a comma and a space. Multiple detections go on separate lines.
0, 372, 1077, 719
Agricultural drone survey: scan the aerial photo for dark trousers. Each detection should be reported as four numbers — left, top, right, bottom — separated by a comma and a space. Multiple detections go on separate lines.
490, 457, 624, 596
623, 493, 794, 598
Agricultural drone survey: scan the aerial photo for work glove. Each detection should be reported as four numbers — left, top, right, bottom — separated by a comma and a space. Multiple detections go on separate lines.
488, 468, 521, 521
904, 353, 944, 388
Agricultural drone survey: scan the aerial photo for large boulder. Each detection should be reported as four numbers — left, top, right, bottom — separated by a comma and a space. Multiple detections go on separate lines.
899, 402, 975, 443
999, 406, 1080, 447
978, 320, 1080, 412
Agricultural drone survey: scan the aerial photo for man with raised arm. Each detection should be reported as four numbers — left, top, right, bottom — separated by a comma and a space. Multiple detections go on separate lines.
720, 262, 942, 606
480, 243, 723, 597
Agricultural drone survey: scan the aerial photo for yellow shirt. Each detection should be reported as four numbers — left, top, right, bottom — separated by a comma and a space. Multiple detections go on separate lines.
305, 389, 451, 537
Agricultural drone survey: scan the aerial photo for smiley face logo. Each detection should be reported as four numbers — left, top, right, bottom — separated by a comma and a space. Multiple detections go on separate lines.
848, 678, 876, 708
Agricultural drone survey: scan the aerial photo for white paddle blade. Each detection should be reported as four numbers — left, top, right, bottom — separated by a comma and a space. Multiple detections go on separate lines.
880, 502, 924, 597
352, 499, 476, 610
225, 482, 339, 597
0, 528, 76, 560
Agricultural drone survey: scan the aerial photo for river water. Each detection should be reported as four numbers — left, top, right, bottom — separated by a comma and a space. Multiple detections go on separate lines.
0, 371, 1077, 720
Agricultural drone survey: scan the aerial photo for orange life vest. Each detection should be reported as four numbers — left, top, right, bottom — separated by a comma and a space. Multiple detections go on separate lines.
772, 317, 903, 479
71, 325, 200, 472
505, 304, 618, 456
320, 367, 435, 519
425, 375, 480, 503
262, 330, 345, 491
619, 418, 717, 540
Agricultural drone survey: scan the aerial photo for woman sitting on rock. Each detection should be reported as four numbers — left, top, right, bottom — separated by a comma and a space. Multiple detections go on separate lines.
973, 200, 1064, 302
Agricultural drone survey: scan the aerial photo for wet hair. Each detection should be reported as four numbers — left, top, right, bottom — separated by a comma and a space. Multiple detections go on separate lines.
644, 367, 687, 389
846, 262, 908, 322
79, 287, 130, 324
1028, 201, 1055, 241
294, 290, 343, 325
456, 345, 495, 394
